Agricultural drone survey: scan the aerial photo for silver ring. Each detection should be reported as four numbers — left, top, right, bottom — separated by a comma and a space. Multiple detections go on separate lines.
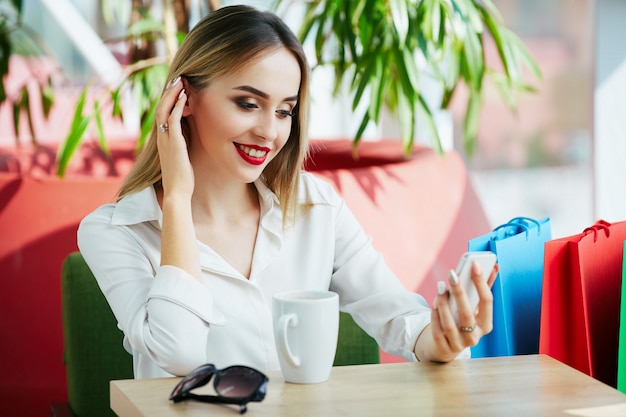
460, 324, 477, 333
159, 123, 169, 133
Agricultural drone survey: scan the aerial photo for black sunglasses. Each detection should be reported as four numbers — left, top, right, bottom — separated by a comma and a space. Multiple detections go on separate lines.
169, 363, 268, 414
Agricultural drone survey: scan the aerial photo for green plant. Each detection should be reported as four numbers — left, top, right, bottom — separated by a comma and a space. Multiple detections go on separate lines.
56, 0, 223, 177
277, 0, 541, 155
0, 0, 55, 146
56, 2, 173, 176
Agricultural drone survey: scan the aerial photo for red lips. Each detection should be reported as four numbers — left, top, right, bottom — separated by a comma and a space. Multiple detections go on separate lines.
234, 143, 270, 166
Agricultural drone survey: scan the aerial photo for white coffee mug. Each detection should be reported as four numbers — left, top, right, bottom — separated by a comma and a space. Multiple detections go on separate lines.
272, 290, 339, 384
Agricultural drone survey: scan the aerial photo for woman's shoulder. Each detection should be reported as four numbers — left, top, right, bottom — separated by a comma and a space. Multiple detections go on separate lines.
298, 171, 341, 205
80, 202, 117, 227
80, 186, 159, 228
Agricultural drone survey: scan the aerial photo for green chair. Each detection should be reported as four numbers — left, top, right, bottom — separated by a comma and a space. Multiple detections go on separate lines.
56, 252, 378, 417
57, 252, 133, 417
333, 312, 380, 366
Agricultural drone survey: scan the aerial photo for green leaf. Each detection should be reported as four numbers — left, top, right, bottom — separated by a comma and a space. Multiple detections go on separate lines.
131, 72, 146, 115
507, 29, 542, 81
424, 0, 444, 45
137, 98, 158, 153
352, 0, 368, 27
12, 101, 20, 142
144, 64, 168, 101
11, 0, 24, 15
353, 111, 371, 149
389, 0, 409, 44
297, 1, 321, 41
0, 22, 11, 104
312, 2, 336, 65
41, 76, 54, 118
465, 1, 485, 33
367, 55, 385, 122
56, 88, 91, 177
93, 100, 110, 157
331, 9, 346, 74
488, 71, 515, 111
20, 86, 37, 144
389, 46, 417, 121
415, 94, 443, 154
127, 18, 163, 39
110, 88, 124, 120
400, 46, 420, 90
463, 88, 482, 156
102, 0, 131, 27
460, 29, 484, 92
479, 5, 510, 76
480, 0, 504, 22
352, 47, 381, 111
441, 47, 461, 106
0, 80, 6, 107
499, 30, 521, 82
396, 82, 416, 154
420, 0, 435, 42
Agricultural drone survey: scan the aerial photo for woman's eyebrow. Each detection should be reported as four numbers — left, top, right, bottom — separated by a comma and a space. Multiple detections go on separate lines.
233, 85, 298, 102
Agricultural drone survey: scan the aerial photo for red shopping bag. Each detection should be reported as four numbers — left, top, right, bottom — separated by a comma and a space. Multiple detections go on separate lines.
539, 220, 625, 387
618, 241, 626, 393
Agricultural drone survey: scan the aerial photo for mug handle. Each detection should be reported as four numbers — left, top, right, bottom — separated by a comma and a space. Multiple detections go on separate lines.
276, 313, 301, 367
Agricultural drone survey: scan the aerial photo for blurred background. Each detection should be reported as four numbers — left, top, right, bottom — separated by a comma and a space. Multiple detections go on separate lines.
0, 0, 603, 237
2, 2, 623, 415
458, 0, 594, 239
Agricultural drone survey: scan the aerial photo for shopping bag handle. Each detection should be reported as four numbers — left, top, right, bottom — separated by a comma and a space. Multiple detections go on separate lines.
491, 217, 541, 241
582, 219, 611, 242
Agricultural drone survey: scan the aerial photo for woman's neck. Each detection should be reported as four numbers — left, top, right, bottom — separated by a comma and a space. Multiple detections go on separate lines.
191, 176, 259, 224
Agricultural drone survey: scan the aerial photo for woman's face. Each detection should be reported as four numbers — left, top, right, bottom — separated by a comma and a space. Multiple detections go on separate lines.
183, 46, 301, 184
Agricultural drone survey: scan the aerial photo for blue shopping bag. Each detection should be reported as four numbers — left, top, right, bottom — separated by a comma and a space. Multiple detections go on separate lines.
468, 217, 552, 358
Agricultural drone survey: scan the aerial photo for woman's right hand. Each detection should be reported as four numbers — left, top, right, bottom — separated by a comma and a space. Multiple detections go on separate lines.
156, 76, 201, 279
156, 76, 193, 199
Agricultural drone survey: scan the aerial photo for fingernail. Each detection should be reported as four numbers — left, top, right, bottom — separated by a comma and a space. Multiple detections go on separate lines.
169, 76, 181, 88
177, 88, 186, 100
448, 269, 459, 286
437, 280, 447, 296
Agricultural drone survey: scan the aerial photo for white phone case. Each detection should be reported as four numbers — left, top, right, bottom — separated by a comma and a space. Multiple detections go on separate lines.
449, 251, 497, 325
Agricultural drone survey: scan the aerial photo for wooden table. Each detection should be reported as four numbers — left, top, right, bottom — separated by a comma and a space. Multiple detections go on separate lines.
111, 355, 626, 417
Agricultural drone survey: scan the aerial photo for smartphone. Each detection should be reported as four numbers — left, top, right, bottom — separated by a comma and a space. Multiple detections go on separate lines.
448, 251, 497, 325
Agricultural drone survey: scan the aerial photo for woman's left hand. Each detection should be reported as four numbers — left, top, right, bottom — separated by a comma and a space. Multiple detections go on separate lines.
415, 261, 498, 362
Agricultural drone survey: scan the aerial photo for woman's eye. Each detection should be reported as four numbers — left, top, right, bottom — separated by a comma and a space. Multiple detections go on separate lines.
236, 100, 258, 110
276, 109, 294, 119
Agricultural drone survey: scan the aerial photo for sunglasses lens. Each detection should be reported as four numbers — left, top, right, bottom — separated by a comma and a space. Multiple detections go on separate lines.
170, 364, 215, 399
215, 367, 265, 398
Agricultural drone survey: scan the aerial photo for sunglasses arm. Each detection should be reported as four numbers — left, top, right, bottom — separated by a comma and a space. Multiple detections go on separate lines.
181, 393, 248, 414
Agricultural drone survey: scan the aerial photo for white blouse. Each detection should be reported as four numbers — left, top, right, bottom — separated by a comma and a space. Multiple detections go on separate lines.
78, 172, 435, 379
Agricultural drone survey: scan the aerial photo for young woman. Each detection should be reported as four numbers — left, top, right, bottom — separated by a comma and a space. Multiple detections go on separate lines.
78, 5, 497, 379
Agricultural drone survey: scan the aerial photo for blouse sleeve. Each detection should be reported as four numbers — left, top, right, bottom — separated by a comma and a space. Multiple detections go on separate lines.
326, 192, 432, 362
77, 206, 226, 376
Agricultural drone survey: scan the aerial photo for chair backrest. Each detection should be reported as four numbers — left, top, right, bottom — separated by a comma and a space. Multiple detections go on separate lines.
334, 313, 380, 366
61, 252, 378, 416
61, 252, 133, 417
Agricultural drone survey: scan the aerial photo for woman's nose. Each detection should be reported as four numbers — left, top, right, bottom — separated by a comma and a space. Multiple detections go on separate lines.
253, 111, 278, 142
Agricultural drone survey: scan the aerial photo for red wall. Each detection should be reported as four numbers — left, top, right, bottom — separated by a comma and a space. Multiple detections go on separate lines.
0, 174, 123, 416
0, 142, 134, 416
